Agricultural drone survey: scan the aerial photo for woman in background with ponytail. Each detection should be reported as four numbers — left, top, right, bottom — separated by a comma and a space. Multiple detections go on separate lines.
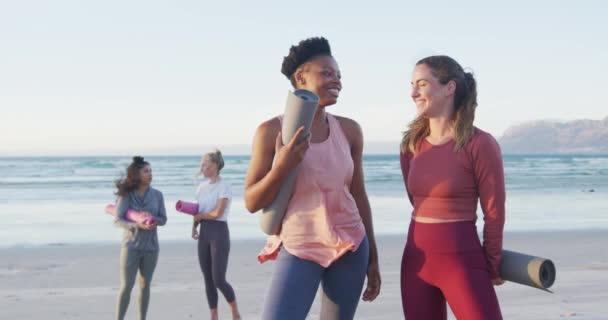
114, 156, 167, 320
191, 150, 241, 320
399, 56, 505, 320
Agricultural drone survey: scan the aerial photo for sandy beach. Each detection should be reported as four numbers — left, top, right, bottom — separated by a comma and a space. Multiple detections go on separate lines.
1, 230, 607, 319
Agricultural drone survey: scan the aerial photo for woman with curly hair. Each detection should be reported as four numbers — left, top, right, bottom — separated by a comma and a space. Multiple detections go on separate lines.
114, 156, 167, 320
244, 37, 381, 320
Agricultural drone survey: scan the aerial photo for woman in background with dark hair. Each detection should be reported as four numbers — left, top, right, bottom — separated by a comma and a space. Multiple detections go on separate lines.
245, 37, 380, 320
400, 56, 505, 319
114, 156, 167, 320
191, 149, 241, 320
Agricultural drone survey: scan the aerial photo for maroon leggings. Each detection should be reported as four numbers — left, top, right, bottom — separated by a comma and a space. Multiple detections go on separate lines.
401, 220, 502, 320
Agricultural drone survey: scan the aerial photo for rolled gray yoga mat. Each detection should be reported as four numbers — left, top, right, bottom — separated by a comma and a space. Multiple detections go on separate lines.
259, 89, 319, 235
500, 250, 556, 291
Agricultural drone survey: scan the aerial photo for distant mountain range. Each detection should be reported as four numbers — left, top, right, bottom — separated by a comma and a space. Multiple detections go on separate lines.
498, 116, 608, 154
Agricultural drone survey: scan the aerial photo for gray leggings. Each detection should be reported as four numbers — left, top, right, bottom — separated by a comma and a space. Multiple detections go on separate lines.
262, 236, 369, 320
198, 220, 236, 309
116, 247, 159, 320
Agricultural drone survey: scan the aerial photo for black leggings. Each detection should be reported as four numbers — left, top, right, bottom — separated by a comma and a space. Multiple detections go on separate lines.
198, 220, 236, 309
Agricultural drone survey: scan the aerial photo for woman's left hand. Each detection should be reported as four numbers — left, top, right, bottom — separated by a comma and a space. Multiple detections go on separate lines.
362, 261, 381, 302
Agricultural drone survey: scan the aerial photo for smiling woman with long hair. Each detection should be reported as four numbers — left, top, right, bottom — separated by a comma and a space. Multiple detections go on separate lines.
400, 56, 505, 320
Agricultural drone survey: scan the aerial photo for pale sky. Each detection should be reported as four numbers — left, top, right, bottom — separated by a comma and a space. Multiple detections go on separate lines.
1, 0, 606, 156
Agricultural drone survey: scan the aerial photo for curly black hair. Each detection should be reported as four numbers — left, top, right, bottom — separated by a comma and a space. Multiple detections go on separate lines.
281, 37, 332, 86
132, 156, 145, 165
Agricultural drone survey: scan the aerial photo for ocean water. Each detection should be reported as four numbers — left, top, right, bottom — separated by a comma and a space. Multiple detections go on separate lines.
0, 155, 606, 247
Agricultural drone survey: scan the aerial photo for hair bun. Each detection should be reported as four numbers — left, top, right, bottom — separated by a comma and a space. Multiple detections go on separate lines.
281, 37, 332, 79
463, 71, 476, 90
133, 156, 145, 164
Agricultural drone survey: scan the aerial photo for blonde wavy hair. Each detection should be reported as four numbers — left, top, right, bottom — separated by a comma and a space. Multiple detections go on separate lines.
194, 149, 225, 181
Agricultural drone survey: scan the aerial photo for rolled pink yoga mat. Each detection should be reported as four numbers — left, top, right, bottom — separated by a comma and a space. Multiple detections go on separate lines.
105, 204, 157, 225
175, 200, 199, 215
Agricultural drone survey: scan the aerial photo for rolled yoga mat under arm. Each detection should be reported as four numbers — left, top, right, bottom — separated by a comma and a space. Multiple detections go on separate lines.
500, 249, 556, 291
175, 200, 199, 215
113, 188, 166, 251
106, 204, 157, 225
259, 89, 319, 235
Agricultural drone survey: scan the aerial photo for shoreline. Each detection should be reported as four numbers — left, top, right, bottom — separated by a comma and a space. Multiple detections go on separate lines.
3, 228, 607, 249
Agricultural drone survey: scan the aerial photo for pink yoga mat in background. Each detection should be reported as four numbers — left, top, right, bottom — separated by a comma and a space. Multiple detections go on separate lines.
105, 204, 157, 225
175, 200, 199, 215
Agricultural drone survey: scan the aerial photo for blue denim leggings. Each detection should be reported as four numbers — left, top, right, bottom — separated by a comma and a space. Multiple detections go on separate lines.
262, 237, 369, 320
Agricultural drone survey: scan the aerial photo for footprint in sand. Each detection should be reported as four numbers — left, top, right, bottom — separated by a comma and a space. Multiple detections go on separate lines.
561, 312, 577, 317
587, 263, 608, 270
4, 295, 22, 302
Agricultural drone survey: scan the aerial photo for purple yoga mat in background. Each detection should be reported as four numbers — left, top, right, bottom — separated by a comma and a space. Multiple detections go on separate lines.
105, 204, 157, 225
175, 200, 199, 215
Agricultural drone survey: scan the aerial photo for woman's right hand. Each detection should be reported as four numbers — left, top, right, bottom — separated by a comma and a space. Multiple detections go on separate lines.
137, 221, 156, 231
191, 227, 199, 240
272, 126, 310, 173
